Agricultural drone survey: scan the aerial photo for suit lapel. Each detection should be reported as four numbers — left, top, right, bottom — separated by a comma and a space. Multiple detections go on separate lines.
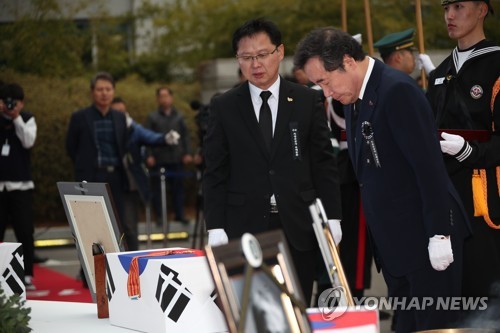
271, 80, 294, 160
236, 82, 270, 158
346, 103, 357, 165
354, 60, 381, 175
84, 106, 96, 147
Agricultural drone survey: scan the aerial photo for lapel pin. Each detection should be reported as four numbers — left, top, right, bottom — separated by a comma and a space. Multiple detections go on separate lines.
287, 97, 293, 102
369, 100, 374, 106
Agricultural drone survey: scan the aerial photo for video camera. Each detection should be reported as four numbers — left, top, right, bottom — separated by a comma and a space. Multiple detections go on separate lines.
0, 83, 23, 113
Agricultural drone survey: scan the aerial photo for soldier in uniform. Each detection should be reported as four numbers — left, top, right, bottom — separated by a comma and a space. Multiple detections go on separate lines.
374, 28, 436, 78
426, 0, 500, 302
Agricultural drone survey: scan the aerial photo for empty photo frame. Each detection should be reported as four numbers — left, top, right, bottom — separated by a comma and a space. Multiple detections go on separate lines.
57, 181, 124, 302
205, 230, 311, 333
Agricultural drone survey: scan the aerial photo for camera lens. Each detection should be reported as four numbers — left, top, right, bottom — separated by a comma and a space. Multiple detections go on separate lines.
4, 97, 16, 111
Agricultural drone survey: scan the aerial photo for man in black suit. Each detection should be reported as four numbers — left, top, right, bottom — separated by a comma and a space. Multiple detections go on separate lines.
66, 72, 128, 234
203, 18, 342, 303
294, 28, 471, 332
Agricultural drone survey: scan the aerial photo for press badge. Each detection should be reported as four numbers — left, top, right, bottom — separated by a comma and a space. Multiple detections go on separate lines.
434, 77, 445, 85
2, 140, 10, 157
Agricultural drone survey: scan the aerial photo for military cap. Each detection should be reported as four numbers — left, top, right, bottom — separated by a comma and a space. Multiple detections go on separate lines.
374, 28, 415, 58
441, 0, 494, 14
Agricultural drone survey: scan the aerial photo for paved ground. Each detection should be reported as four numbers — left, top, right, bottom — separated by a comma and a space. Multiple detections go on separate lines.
4, 220, 393, 332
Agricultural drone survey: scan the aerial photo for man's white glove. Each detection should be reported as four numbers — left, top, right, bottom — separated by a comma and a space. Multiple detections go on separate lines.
327, 219, 342, 245
207, 228, 228, 247
440, 132, 472, 162
165, 130, 180, 145
125, 114, 133, 128
428, 235, 453, 271
416, 53, 436, 75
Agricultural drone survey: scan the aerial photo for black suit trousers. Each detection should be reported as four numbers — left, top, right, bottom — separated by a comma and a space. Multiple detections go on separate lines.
269, 213, 317, 306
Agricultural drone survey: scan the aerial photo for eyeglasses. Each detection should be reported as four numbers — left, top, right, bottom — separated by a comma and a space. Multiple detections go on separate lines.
236, 46, 279, 63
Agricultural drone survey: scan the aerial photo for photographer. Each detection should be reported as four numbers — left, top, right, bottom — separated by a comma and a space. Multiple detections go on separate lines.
0, 82, 37, 290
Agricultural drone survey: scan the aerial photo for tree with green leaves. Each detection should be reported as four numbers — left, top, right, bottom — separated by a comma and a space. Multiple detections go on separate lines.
1, 0, 499, 81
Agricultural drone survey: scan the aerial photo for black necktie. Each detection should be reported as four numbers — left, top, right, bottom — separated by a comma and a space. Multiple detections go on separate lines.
353, 98, 361, 120
259, 91, 273, 150
353, 98, 362, 129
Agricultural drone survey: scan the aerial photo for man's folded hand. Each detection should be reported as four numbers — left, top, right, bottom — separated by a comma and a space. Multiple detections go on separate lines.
428, 235, 453, 271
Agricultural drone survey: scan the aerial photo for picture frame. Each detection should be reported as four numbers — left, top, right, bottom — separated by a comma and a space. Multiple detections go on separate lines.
205, 230, 311, 333
57, 181, 124, 302
309, 198, 354, 307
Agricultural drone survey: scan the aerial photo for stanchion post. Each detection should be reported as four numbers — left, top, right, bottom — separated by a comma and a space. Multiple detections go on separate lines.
192, 169, 205, 249
145, 202, 152, 248
160, 167, 169, 248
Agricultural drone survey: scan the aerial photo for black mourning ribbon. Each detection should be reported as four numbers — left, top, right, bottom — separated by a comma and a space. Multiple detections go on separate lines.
259, 91, 273, 151
361, 121, 381, 168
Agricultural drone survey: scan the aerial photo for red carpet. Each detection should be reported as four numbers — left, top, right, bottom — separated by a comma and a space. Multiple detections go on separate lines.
26, 264, 93, 303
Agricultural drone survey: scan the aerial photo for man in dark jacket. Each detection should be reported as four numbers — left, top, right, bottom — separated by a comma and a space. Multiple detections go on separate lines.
66, 72, 128, 241
144, 87, 193, 224
203, 19, 343, 303
295, 27, 471, 332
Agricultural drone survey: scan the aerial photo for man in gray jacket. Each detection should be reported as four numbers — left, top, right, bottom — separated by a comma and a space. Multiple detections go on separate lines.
144, 87, 193, 224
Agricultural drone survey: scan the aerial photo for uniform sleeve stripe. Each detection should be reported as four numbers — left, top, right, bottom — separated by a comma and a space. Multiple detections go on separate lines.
456, 142, 472, 162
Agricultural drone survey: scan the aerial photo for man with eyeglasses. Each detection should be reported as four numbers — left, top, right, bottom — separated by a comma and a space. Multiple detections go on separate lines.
203, 18, 342, 304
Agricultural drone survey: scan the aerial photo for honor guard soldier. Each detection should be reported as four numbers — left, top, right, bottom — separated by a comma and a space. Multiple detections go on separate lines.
427, 0, 500, 308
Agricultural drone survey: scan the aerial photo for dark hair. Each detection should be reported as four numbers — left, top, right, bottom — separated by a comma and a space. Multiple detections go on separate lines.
112, 96, 125, 104
90, 72, 115, 90
294, 27, 365, 72
0, 83, 24, 101
380, 52, 391, 63
156, 86, 173, 97
232, 18, 282, 54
